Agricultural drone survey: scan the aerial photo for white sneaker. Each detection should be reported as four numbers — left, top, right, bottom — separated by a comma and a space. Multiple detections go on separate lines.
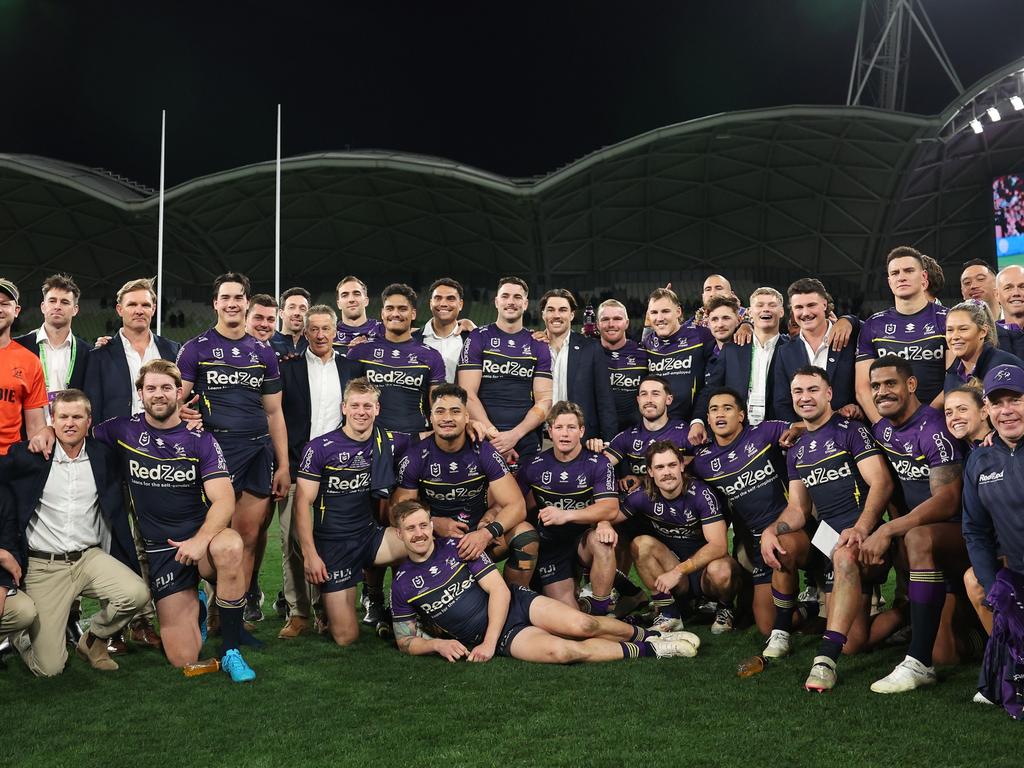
579, 582, 595, 600
650, 613, 683, 633
797, 585, 819, 604
763, 629, 791, 659
711, 606, 734, 635
650, 637, 698, 658
655, 630, 701, 650
870, 656, 937, 694
973, 691, 995, 705
804, 655, 837, 692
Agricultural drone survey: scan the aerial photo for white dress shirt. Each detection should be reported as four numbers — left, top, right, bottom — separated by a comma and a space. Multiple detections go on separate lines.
27, 442, 104, 553
747, 333, 781, 425
306, 348, 343, 439
120, 329, 161, 415
419, 320, 464, 383
799, 322, 833, 370
549, 336, 570, 405
35, 326, 74, 394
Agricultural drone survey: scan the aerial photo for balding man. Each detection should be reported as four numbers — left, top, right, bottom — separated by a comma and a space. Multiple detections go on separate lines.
964, 260, 1021, 356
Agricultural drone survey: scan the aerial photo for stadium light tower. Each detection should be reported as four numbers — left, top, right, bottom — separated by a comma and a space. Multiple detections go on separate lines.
846, 0, 963, 111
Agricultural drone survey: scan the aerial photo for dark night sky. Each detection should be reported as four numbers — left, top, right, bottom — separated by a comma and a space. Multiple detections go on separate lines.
2, 0, 1023, 188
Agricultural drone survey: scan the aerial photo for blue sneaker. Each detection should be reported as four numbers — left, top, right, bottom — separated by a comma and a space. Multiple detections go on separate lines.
221, 648, 256, 683
198, 589, 208, 644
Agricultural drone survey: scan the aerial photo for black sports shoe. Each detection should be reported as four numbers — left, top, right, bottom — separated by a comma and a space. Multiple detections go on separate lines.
273, 591, 288, 619
244, 590, 265, 623
362, 595, 386, 626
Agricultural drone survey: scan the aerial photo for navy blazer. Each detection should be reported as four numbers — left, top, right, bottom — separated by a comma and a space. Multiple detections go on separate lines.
0, 440, 140, 575
83, 331, 180, 424
694, 334, 791, 422
773, 318, 861, 422
14, 330, 92, 391
280, 353, 357, 481
944, 344, 1023, 393
563, 332, 618, 442
0, 487, 18, 587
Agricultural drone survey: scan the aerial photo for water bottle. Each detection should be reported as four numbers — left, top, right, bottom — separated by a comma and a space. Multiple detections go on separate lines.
582, 304, 598, 338
183, 658, 220, 677
736, 654, 768, 678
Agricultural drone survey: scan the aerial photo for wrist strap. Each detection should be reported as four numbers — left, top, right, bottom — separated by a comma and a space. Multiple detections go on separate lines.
485, 521, 504, 539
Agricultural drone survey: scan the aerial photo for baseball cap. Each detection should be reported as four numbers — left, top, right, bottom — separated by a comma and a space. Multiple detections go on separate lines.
0, 278, 19, 303
982, 364, 1024, 399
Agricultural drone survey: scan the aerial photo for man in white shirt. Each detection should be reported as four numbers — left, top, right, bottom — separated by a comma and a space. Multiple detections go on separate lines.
414, 277, 475, 383
0, 391, 148, 676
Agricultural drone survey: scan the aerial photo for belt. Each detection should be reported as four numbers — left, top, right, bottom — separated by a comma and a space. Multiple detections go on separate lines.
27, 547, 94, 563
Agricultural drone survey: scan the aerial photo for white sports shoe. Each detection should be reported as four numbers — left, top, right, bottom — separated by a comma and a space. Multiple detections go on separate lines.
804, 655, 837, 692
973, 691, 995, 705
650, 637, 698, 658
711, 606, 734, 635
579, 582, 595, 600
655, 630, 702, 650
763, 629, 791, 659
650, 613, 683, 633
870, 655, 937, 694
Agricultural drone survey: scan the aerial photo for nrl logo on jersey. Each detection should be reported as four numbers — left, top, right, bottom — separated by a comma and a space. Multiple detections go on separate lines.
213, 348, 224, 359
883, 426, 893, 442
490, 337, 500, 348
430, 462, 442, 477
412, 575, 425, 589
373, 348, 384, 359
338, 452, 350, 463
541, 471, 552, 484
884, 324, 897, 335
139, 431, 150, 447
710, 457, 722, 473
745, 443, 757, 457
653, 502, 665, 516
633, 439, 644, 452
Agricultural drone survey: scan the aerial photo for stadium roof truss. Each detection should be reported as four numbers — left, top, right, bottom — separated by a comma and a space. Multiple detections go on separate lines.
3, 56, 1024, 301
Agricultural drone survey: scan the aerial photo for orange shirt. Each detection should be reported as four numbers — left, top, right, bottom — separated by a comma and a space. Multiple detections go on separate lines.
0, 340, 48, 455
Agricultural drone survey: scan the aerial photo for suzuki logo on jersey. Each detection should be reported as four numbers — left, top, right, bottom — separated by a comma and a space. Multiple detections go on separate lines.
129, 460, 197, 483
391, 349, 401, 358
802, 463, 852, 487
207, 369, 265, 387
808, 440, 818, 452
366, 368, 425, 388
559, 471, 569, 482
721, 460, 778, 496
892, 458, 929, 481
610, 351, 619, 360
878, 346, 943, 362
884, 324, 897, 335
648, 356, 693, 374
326, 473, 370, 492
727, 451, 737, 461
231, 347, 241, 357
448, 461, 459, 473
429, 566, 440, 576
979, 470, 1004, 484
904, 324, 915, 333
482, 359, 533, 378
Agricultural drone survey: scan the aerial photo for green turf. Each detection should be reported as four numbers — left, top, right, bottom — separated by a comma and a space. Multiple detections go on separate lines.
2, 532, 1020, 768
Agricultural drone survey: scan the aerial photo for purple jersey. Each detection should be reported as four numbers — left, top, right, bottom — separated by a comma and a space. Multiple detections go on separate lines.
176, 328, 282, 437
334, 318, 384, 349
691, 420, 790, 532
872, 404, 962, 515
93, 415, 229, 542
787, 414, 882, 532
348, 338, 446, 433
642, 325, 716, 421
621, 479, 724, 555
606, 419, 692, 477
457, 324, 552, 435
518, 448, 616, 544
398, 436, 510, 527
297, 428, 395, 541
391, 538, 496, 645
602, 340, 648, 430
856, 303, 948, 405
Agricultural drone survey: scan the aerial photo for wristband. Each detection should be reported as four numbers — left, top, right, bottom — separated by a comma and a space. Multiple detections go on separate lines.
485, 521, 504, 540
675, 559, 694, 576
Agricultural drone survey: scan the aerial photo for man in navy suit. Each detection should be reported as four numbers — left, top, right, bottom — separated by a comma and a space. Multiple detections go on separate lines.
14, 273, 92, 407
539, 289, 617, 444
773, 278, 863, 422
82, 277, 178, 648
276, 304, 356, 638
0, 390, 147, 676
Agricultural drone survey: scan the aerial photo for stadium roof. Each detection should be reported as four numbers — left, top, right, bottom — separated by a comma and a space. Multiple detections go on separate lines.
4, 56, 1024, 303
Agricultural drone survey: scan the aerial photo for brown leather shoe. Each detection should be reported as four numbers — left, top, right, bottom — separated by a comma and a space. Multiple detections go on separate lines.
277, 616, 310, 639
129, 618, 162, 649
77, 632, 118, 671
106, 632, 128, 655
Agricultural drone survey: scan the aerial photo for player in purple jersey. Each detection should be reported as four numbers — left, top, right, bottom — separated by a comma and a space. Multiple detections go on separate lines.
348, 284, 446, 434
759, 366, 894, 692
518, 402, 619, 615
605, 441, 738, 635
692, 388, 801, 634
176, 273, 290, 617
643, 288, 715, 423
866, 357, 971, 693
597, 299, 647, 432
944, 386, 992, 451
92, 360, 255, 681
333, 275, 384, 349
392, 383, 539, 586
457, 276, 553, 465
389, 500, 698, 662
856, 246, 951, 423
293, 378, 407, 646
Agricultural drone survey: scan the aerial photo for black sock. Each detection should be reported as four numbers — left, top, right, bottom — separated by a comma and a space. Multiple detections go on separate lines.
818, 630, 846, 662
217, 595, 246, 655
907, 571, 946, 666
614, 570, 642, 598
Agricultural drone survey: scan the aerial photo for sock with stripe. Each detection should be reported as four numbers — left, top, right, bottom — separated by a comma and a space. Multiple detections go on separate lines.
907, 570, 946, 666
216, 594, 246, 655
772, 588, 796, 632
619, 641, 654, 659
818, 629, 846, 662
651, 592, 679, 619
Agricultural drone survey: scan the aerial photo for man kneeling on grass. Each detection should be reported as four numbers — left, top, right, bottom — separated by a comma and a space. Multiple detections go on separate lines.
389, 499, 699, 662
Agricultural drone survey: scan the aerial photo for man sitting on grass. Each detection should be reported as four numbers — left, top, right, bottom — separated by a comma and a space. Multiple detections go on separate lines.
389, 499, 699, 663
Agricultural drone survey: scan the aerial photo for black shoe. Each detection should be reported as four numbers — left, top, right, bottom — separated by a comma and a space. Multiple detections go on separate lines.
65, 616, 84, 647
0, 637, 13, 669
273, 591, 288, 619
362, 595, 385, 626
244, 591, 265, 623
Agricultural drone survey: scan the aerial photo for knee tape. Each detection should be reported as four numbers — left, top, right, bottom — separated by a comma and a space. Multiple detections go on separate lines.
506, 530, 540, 571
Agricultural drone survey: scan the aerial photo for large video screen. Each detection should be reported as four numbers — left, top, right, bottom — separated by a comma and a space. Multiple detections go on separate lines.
995, 174, 1024, 267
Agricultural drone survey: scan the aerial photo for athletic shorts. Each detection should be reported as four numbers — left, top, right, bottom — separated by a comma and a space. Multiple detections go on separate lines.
496, 585, 539, 656
535, 531, 586, 586
316, 525, 387, 593
144, 540, 200, 601
734, 530, 772, 586
216, 431, 274, 497
660, 536, 705, 599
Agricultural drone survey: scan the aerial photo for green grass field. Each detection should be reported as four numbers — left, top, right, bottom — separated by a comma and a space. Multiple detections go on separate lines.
3, 533, 1020, 768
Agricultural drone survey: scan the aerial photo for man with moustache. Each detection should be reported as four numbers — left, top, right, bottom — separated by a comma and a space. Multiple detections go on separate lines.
596, 299, 647, 433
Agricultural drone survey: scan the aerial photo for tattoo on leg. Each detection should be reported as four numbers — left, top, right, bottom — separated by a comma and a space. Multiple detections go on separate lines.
776, 522, 791, 535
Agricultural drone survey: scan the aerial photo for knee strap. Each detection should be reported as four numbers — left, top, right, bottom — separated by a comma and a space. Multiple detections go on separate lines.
506, 529, 540, 571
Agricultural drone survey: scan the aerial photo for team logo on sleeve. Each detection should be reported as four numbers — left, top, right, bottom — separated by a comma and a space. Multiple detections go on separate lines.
412, 575, 425, 589
884, 324, 897, 335
710, 457, 722, 473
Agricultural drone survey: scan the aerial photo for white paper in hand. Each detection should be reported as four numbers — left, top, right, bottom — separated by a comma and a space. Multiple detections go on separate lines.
811, 520, 841, 558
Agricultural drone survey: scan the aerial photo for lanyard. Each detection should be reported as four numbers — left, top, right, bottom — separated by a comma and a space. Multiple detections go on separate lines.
39, 334, 77, 391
